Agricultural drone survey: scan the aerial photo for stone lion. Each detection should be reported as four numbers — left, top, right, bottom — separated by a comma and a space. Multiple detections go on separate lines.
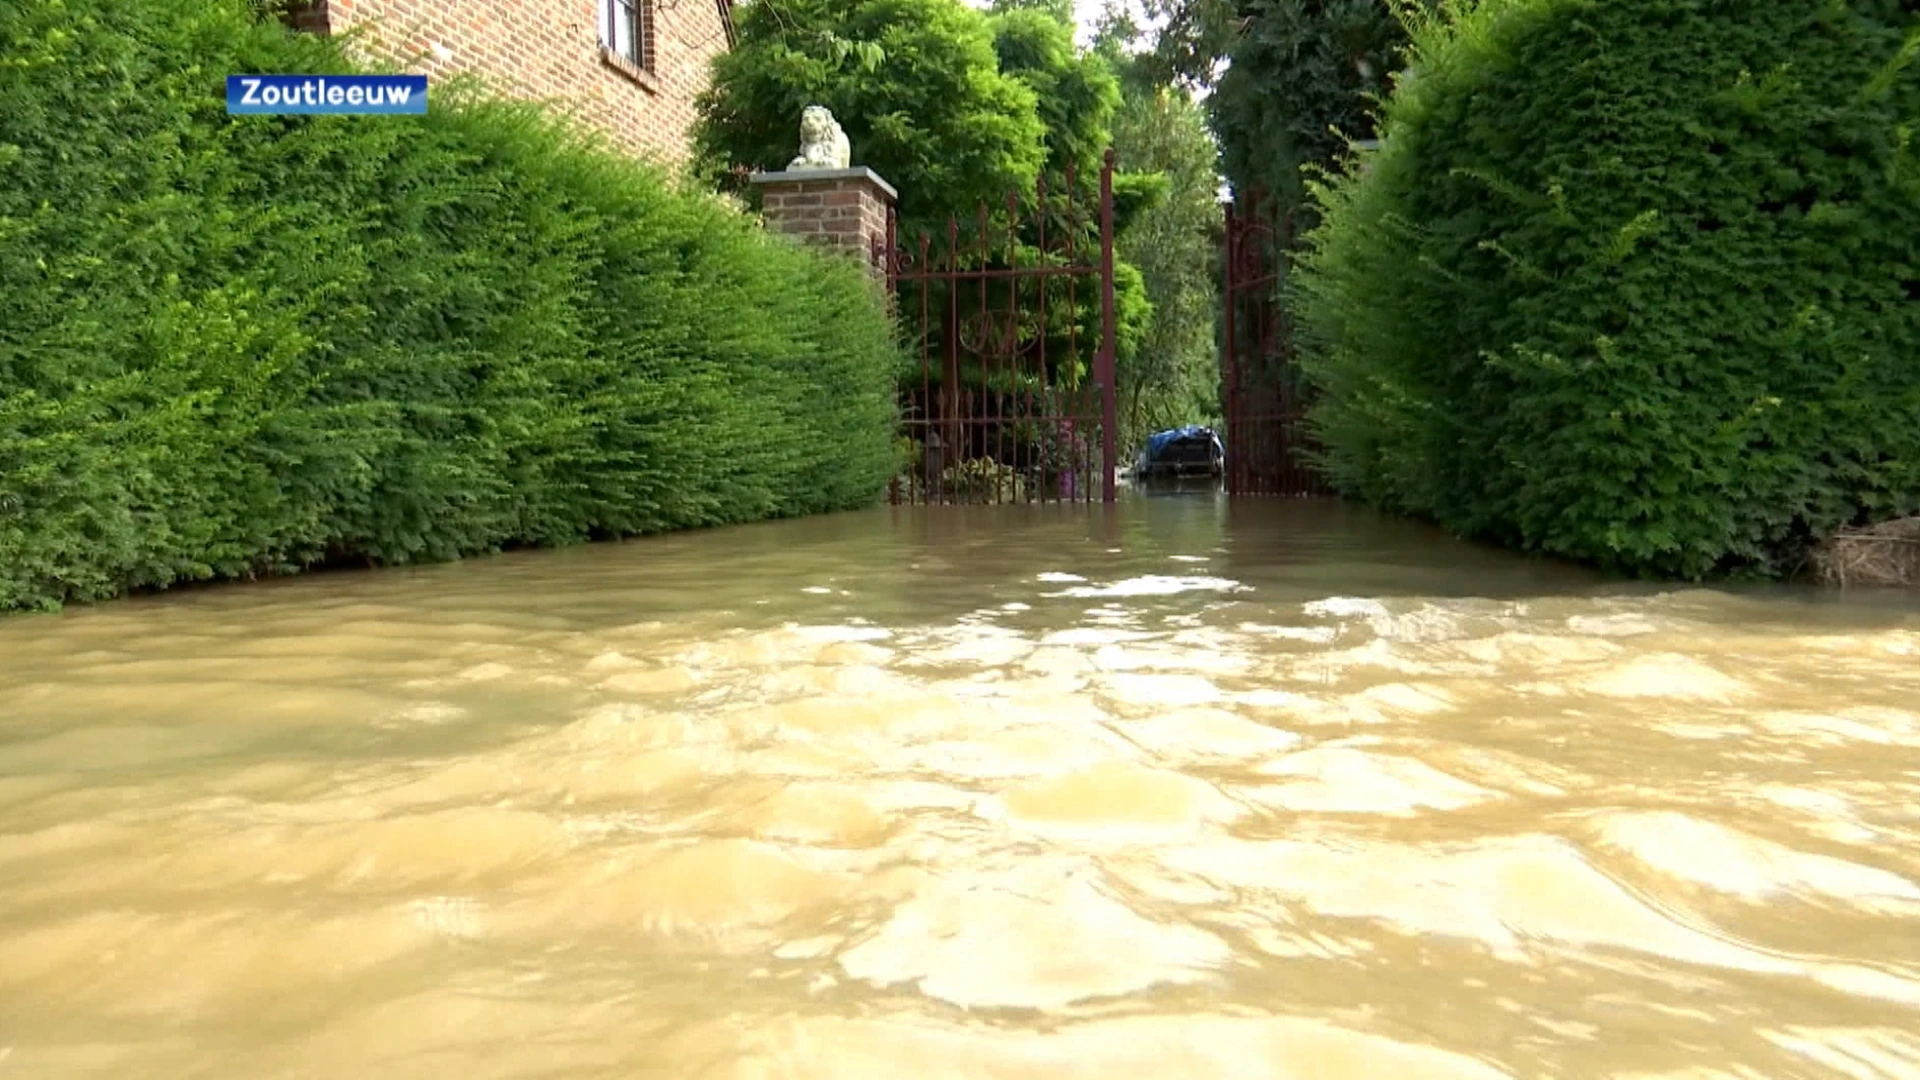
789, 105, 850, 170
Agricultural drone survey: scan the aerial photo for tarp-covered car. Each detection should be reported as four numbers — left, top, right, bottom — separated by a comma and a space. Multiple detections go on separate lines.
1133, 426, 1224, 482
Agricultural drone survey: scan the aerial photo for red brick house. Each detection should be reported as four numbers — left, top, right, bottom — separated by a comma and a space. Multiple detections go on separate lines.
287, 0, 735, 164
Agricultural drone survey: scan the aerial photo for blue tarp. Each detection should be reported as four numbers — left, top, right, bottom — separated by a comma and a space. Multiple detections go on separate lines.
1143, 426, 1223, 464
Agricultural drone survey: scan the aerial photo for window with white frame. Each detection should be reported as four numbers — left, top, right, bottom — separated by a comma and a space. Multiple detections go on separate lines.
599, 0, 650, 71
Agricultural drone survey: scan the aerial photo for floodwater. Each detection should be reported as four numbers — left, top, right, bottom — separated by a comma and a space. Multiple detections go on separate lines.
3, 497, 1920, 1080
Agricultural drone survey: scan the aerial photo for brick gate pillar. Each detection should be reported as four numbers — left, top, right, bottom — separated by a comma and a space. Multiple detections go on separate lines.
748, 167, 897, 281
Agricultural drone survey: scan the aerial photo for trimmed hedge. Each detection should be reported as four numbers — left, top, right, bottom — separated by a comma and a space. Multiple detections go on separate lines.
1294, 0, 1920, 579
0, 0, 902, 611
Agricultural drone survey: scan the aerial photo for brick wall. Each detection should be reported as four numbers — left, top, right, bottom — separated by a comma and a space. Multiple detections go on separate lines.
291, 0, 732, 166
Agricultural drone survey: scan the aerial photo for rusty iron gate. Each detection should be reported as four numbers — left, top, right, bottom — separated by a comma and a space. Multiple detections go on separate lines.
1221, 193, 1330, 497
879, 151, 1120, 506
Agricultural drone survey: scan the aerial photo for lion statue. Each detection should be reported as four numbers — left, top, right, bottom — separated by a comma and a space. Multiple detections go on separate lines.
789, 105, 851, 170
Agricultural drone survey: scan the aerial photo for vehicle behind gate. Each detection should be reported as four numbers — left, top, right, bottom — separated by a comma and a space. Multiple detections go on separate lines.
1134, 425, 1225, 483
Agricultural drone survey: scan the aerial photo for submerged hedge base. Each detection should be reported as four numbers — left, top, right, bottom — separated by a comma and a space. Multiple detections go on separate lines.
1294, 0, 1920, 580
0, 0, 902, 612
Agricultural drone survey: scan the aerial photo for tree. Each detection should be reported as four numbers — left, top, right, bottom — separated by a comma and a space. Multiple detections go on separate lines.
1093, 10, 1225, 447
1118, 0, 1424, 224
990, 4, 1122, 183
988, 0, 1074, 25
1206, 0, 1420, 221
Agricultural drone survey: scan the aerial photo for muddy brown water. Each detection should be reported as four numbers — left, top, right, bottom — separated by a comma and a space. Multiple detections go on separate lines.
2, 497, 1919, 1079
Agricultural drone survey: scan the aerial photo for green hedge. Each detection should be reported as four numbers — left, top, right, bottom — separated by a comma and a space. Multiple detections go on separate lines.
0, 0, 902, 611
1294, 0, 1920, 579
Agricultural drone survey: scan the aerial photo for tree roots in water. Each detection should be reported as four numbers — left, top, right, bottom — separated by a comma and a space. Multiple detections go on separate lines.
1811, 517, 1920, 587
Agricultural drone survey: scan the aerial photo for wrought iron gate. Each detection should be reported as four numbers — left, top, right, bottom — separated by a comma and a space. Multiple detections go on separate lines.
1221, 193, 1330, 497
879, 151, 1119, 506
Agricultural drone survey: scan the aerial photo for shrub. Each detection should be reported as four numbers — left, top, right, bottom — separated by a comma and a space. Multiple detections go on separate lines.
1293, 0, 1920, 579
0, 0, 902, 612
938, 458, 1027, 502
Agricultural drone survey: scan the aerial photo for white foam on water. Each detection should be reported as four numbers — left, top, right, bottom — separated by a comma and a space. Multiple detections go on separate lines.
1047, 575, 1247, 599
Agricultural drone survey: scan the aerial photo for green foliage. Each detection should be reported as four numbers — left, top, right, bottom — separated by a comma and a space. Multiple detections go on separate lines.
1103, 51, 1226, 449
1208, 0, 1424, 216
0, 0, 902, 612
694, 0, 1050, 240
939, 457, 1028, 501
989, 0, 1076, 24
1294, 0, 1920, 579
990, 7, 1123, 183
1019, 412, 1098, 485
